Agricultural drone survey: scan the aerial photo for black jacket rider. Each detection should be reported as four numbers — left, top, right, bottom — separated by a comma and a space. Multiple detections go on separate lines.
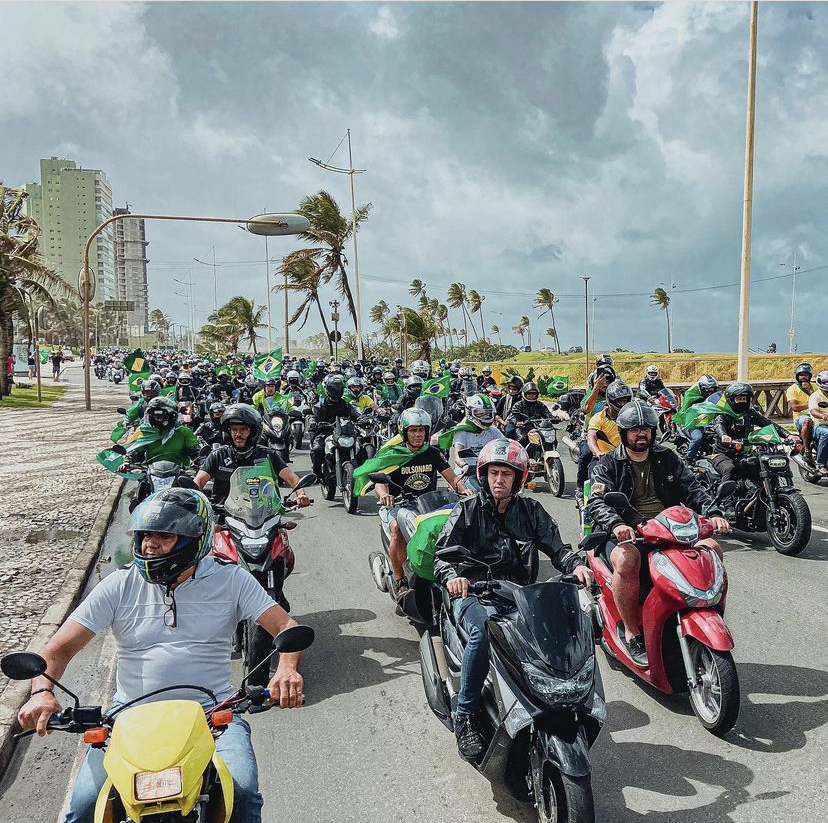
712, 409, 787, 458
209, 381, 235, 402
195, 420, 223, 446
434, 493, 582, 586
507, 399, 552, 424
638, 376, 666, 399
393, 390, 421, 413
312, 397, 361, 426
587, 443, 720, 533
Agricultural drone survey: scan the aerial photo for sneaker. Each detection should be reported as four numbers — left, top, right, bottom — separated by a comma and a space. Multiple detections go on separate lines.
624, 635, 649, 668
455, 713, 485, 760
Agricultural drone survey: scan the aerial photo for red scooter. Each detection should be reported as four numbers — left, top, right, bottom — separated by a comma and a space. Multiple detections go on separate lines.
581, 486, 740, 736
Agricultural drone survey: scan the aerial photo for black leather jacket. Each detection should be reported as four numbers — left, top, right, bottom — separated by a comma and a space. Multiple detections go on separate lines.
393, 390, 420, 413
507, 399, 552, 423
638, 377, 666, 399
313, 398, 360, 426
712, 409, 787, 457
434, 493, 582, 586
587, 443, 720, 533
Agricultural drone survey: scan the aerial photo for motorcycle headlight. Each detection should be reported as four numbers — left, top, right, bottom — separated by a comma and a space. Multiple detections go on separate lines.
521, 657, 594, 706
134, 767, 182, 801
240, 536, 270, 558
152, 476, 175, 490
766, 456, 788, 469
271, 418, 284, 432
337, 436, 355, 447
651, 550, 724, 607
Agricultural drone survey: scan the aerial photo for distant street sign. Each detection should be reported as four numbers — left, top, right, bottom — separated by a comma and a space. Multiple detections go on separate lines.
329, 330, 342, 343
102, 300, 135, 312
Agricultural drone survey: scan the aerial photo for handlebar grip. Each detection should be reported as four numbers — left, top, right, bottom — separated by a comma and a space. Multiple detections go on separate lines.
14, 710, 66, 740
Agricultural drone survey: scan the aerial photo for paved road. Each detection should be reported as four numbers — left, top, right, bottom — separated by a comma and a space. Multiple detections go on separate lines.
1, 426, 826, 822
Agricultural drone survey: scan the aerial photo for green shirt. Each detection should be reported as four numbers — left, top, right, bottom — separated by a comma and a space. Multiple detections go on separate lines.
140, 426, 199, 466
125, 398, 145, 424
629, 457, 662, 521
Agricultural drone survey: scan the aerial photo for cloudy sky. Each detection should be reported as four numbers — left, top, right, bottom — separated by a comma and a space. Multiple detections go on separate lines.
2, 1, 826, 353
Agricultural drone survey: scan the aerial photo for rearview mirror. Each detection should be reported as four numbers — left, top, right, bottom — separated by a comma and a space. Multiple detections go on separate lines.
272, 625, 315, 654
716, 481, 736, 501
1, 652, 47, 680
287, 473, 317, 495
603, 491, 630, 510
819, 402, 828, 409
116, 407, 127, 415
457, 449, 476, 459
579, 531, 608, 552
111, 444, 127, 455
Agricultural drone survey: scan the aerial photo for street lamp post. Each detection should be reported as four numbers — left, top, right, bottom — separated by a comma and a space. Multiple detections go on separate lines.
309, 129, 367, 361
779, 250, 800, 353
80, 212, 309, 410
580, 276, 591, 383
330, 300, 340, 361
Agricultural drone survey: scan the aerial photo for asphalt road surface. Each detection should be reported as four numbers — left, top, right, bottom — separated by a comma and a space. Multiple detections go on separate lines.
1, 392, 826, 822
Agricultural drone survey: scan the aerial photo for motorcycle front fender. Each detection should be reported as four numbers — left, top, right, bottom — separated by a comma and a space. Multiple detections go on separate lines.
680, 609, 735, 652
543, 448, 561, 460
535, 723, 593, 778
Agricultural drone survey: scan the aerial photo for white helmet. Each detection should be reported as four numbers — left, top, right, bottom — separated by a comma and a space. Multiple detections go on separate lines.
459, 366, 474, 379
646, 364, 659, 378
482, 365, 492, 376
411, 359, 430, 379
286, 369, 300, 381
465, 394, 495, 427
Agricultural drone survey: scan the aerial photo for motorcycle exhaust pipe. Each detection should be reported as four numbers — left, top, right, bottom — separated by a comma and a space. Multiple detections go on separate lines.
561, 436, 577, 451
432, 636, 450, 681
790, 453, 810, 471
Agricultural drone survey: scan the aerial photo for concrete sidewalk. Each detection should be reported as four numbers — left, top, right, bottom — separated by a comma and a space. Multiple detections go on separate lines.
0, 369, 125, 696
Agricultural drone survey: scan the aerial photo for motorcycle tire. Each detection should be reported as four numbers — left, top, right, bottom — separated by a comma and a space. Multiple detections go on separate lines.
536, 769, 594, 823
686, 641, 740, 737
342, 462, 358, 514
545, 456, 565, 498
323, 475, 337, 501
294, 431, 303, 451
767, 490, 811, 556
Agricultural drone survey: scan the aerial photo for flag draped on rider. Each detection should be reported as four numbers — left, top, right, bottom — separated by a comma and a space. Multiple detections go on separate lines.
436, 420, 483, 450
96, 425, 176, 477
674, 396, 739, 431
352, 442, 429, 496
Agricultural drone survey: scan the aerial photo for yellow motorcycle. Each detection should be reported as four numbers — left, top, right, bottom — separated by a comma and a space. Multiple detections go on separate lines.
3, 624, 314, 822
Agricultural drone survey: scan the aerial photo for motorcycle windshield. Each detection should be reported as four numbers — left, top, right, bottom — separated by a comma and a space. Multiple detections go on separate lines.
510, 581, 592, 678
415, 396, 444, 427
413, 489, 458, 515
224, 461, 283, 528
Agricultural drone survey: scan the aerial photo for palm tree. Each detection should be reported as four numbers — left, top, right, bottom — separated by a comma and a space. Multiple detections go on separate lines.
275, 250, 333, 354
409, 279, 426, 300
436, 304, 450, 351
296, 190, 372, 329
491, 324, 502, 344
467, 289, 485, 341
650, 287, 672, 352
149, 309, 171, 346
370, 299, 390, 325
223, 296, 266, 354
385, 307, 434, 361
534, 288, 561, 353
512, 323, 525, 348
545, 328, 558, 350
519, 315, 532, 349
447, 283, 471, 342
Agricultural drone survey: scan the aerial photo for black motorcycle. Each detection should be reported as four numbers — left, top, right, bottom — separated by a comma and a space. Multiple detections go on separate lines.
420, 556, 603, 822
693, 428, 812, 555
319, 415, 366, 514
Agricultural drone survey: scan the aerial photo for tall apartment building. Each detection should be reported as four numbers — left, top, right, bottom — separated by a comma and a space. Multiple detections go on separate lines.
24, 157, 115, 300
113, 207, 149, 334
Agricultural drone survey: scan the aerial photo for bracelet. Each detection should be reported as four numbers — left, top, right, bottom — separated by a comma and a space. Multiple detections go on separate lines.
30, 687, 54, 697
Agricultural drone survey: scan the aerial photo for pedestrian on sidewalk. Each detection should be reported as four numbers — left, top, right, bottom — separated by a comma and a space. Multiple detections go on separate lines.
27, 348, 36, 379
6, 353, 14, 392
50, 349, 63, 382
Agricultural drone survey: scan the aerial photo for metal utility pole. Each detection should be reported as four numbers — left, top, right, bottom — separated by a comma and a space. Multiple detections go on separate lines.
737, 1, 759, 381
330, 300, 340, 361
591, 297, 597, 352
212, 245, 218, 312
580, 276, 591, 383
264, 234, 272, 351
283, 257, 290, 357
780, 250, 800, 353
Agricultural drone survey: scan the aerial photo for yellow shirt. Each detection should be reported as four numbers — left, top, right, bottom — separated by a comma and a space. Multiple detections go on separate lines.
786, 382, 812, 412
351, 394, 374, 410
587, 409, 621, 454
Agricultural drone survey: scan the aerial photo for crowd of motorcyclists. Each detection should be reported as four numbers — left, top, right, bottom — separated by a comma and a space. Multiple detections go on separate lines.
11, 345, 821, 822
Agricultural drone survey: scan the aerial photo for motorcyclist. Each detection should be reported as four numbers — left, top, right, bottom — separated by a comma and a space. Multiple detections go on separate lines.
710, 382, 794, 496
806, 371, 828, 475
576, 366, 615, 504
233, 374, 259, 406
310, 361, 328, 387
195, 401, 226, 447
434, 439, 593, 759
310, 375, 364, 480
118, 396, 200, 470
787, 363, 814, 462
586, 380, 632, 464
637, 364, 666, 401
476, 365, 497, 391
410, 359, 431, 381
209, 371, 235, 402
17, 487, 307, 823
346, 376, 383, 413
506, 381, 553, 441
678, 374, 720, 462
376, 371, 403, 405
587, 401, 731, 667
587, 354, 614, 390
495, 375, 523, 435
372, 408, 470, 600
232, 368, 247, 393
253, 378, 286, 416
392, 357, 405, 377
176, 372, 197, 404
457, 367, 477, 397
124, 379, 161, 425
194, 405, 311, 508
449, 395, 505, 487
393, 375, 424, 413
284, 369, 303, 393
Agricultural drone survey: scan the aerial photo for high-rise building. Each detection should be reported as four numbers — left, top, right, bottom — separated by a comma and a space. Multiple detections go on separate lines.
24, 157, 115, 300
113, 206, 149, 334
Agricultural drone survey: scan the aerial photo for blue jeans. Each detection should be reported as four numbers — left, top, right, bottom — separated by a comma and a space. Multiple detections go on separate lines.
65, 716, 262, 823
795, 415, 808, 432
686, 427, 705, 461
813, 424, 828, 467
453, 596, 508, 717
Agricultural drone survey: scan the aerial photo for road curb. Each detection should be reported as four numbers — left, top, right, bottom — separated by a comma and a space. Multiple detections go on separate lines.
0, 475, 124, 777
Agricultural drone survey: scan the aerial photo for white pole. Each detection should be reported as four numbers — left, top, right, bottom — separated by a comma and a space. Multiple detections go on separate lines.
788, 248, 798, 353
737, 1, 759, 382
347, 129, 364, 362
265, 234, 272, 351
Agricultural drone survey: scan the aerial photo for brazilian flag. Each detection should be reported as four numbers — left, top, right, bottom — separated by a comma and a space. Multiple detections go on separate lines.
215, 364, 232, 377
352, 442, 429, 496
123, 349, 147, 376
160, 385, 177, 398
406, 508, 454, 581
128, 371, 150, 394
253, 348, 283, 381
679, 397, 739, 431
422, 373, 451, 399
437, 420, 484, 450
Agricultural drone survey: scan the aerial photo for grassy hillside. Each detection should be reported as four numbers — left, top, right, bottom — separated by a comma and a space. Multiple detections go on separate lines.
470, 352, 826, 386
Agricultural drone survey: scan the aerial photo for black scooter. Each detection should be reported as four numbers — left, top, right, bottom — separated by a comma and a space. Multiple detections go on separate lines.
419, 555, 603, 823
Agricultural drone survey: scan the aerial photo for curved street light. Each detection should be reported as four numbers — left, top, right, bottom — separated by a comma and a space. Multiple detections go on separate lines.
80, 212, 309, 410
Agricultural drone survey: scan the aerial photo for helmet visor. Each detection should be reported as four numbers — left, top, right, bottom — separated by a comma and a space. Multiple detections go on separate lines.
129, 496, 208, 538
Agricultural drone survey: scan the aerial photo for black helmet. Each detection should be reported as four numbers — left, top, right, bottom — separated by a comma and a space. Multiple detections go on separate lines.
616, 400, 659, 451
130, 488, 214, 587
507, 374, 524, 392
217, 372, 229, 383
263, 378, 277, 390
596, 354, 614, 367
522, 381, 540, 399
724, 381, 753, 415
698, 374, 718, 395
209, 401, 226, 420
220, 404, 262, 452
405, 375, 423, 397
325, 375, 345, 401
795, 363, 813, 382
145, 396, 178, 430
606, 380, 633, 413
142, 379, 161, 400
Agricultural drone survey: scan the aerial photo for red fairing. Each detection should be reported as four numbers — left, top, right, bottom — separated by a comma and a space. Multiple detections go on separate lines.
660, 546, 719, 592
697, 516, 714, 540
212, 528, 238, 563
271, 529, 295, 575
680, 610, 735, 652
638, 518, 674, 544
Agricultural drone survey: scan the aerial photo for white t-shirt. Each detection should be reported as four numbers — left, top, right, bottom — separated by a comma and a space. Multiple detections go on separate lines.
70, 556, 274, 707
453, 426, 506, 468
808, 389, 828, 424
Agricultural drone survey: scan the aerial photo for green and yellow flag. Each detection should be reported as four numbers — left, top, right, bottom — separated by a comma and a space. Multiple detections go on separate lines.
128, 371, 151, 394
123, 349, 147, 376
406, 508, 454, 581
422, 373, 451, 399
253, 348, 283, 380
436, 420, 483, 450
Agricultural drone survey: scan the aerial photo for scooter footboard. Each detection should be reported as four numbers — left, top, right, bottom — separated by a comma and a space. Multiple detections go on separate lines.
679, 610, 734, 652
535, 724, 593, 778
